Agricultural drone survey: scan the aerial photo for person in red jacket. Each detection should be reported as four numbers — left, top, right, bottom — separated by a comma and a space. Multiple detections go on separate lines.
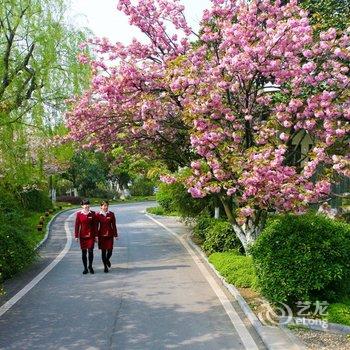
74, 199, 97, 274
96, 201, 118, 273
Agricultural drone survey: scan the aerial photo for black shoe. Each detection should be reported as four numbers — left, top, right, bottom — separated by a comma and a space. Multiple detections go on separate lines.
88, 266, 94, 274
83, 269, 88, 274
104, 266, 109, 273
106, 260, 111, 268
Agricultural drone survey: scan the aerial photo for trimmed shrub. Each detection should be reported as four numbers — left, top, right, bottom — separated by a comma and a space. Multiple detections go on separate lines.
193, 212, 213, 241
251, 212, 350, 305
202, 219, 243, 255
209, 251, 258, 289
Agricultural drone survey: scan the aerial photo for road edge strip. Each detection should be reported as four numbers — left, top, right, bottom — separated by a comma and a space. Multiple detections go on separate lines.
35, 207, 76, 251
146, 213, 306, 350
185, 233, 306, 350
145, 213, 259, 350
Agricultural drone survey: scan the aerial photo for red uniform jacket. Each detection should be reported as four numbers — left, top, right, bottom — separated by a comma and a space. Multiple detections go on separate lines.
74, 211, 97, 239
97, 211, 118, 238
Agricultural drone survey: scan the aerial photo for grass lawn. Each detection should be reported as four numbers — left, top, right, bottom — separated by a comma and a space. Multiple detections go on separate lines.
208, 250, 258, 289
327, 299, 350, 326
146, 206, 179, 216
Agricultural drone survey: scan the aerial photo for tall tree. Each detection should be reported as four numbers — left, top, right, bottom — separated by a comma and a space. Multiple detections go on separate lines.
0, 0, 91, 186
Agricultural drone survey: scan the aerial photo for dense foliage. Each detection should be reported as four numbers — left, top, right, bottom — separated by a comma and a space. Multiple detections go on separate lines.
0, 185, 40, 285
203, 220, 244, 255
251, 213, 350, 305
0, 0, 91, 291
156, 182, 216, 219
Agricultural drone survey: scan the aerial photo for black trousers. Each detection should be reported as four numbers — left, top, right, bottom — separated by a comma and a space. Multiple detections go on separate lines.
101, 249, 113, 266
82, 249, 94, 268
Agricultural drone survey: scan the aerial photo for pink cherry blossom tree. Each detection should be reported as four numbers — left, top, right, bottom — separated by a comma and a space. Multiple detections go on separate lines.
67, 0, 349, 252
176, 0, 349, 250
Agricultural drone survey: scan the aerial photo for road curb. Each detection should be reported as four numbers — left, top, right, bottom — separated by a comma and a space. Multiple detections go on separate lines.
35, 207, 76, 251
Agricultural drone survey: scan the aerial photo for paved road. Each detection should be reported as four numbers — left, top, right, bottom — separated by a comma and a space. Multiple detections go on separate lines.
0, 203, 265, 350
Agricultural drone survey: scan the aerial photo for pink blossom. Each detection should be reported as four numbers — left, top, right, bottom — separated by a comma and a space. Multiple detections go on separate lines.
188, 187, 205, 198
240, 207, 254, 217
160, 175, 177, 184
227, 188, 237, 196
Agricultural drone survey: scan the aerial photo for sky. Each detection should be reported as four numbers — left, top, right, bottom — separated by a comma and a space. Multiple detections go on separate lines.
68, 0, 211, 44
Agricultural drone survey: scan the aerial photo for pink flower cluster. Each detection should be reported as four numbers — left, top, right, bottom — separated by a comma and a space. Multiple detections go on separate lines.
160, 174, 177, 184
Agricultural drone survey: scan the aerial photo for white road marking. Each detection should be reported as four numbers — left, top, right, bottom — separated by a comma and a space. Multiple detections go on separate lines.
145, 214, 259, 350
0, 212, 74, 318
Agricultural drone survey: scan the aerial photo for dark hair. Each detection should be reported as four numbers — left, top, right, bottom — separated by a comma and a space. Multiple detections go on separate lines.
81, 199, 90, 205
100, 200, 109, 206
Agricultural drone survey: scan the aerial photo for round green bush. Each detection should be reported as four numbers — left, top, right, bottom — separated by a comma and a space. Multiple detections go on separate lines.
193, 212, 213, 241
251, 213, 350, 305
203, 219, 243, 255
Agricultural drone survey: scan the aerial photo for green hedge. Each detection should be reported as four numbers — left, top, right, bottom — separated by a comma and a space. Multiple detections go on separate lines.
0, 185, 45, 290
251, 212, 350, 305
203, 219, 243, 255
209, 251, 258, 289
0, 214, 36, 282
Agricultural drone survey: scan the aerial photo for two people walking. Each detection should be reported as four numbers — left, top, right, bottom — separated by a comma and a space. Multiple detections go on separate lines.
74, 199, 118, 274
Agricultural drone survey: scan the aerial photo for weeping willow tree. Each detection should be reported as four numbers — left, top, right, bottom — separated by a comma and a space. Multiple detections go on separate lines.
0, 0, 91, 187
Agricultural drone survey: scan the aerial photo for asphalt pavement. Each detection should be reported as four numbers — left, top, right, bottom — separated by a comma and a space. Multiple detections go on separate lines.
0, 202, 265, 350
